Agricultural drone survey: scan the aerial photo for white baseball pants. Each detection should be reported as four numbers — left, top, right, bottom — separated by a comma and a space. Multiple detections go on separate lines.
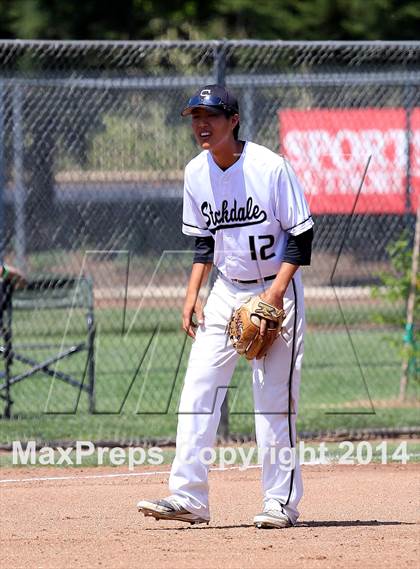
168, 270, 305, 523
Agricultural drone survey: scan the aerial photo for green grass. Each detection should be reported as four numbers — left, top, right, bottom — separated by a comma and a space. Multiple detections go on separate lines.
1, 305, 418, 445
9, 300, 405, 337
305, 303, 405, 327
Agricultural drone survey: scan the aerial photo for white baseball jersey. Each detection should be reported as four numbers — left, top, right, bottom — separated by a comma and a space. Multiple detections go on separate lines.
182, 141, 313, 280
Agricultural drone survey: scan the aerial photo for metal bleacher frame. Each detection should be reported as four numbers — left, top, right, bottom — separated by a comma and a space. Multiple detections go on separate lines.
0, 276, 96, 418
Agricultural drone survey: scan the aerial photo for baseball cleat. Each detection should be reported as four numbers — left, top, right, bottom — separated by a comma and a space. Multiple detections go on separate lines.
137, 497, 209, 525
253, 501, 293, 529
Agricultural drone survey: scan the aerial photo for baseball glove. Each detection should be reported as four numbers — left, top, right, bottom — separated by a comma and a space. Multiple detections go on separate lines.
227, 296, 285, 360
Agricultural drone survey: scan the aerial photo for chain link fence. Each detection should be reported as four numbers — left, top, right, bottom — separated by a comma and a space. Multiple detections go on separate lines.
0, 40, 419, 444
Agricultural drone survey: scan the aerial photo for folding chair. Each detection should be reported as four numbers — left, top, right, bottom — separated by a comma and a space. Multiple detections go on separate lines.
0, 276, 96, 418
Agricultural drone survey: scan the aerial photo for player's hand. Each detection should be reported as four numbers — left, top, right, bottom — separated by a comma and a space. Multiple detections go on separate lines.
1, 264, 27, 289
259, 290, 284, 337
182, 297, 205, 339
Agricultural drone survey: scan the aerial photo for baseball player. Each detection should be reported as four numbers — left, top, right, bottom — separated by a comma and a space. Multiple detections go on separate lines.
138, 85, 314, 528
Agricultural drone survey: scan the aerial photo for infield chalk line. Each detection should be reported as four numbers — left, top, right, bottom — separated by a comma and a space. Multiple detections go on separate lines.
0, 464, 262, 485
2, 454, 419, 485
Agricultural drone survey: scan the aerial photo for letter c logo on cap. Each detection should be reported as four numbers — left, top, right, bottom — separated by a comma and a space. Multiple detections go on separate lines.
200, 89, 212, 97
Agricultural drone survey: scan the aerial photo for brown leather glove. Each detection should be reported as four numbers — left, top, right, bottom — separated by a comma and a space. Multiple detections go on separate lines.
227, 295, 285, 360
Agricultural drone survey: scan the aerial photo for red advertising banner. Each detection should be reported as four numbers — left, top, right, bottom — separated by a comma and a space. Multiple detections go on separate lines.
278, 108, 420, 214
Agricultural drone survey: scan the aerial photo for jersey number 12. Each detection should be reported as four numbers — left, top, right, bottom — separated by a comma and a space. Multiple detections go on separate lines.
249, 234, 275, 261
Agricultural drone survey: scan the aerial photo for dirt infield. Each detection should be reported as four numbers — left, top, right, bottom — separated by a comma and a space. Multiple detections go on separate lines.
1, 464, 419, 569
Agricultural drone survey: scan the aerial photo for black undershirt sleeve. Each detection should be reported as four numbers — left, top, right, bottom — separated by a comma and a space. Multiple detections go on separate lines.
282, 227, 314, 266
193, 230, 312, 266
193, 236, 215, 264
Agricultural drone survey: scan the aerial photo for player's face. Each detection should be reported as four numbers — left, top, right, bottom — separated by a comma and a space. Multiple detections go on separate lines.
190, 107, 238, 151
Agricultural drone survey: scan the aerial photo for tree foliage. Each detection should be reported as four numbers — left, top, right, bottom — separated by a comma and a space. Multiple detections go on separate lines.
372, 231, 419, 373
0, 0, 419, 41
371, 230, 419, 387
374, 232, 419, 320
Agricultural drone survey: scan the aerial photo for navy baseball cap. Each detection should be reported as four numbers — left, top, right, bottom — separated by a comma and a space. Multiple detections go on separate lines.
181, 84, 239, 117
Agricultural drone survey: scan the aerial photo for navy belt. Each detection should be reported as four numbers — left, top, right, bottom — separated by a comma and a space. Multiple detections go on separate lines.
231, 274, 277, 284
